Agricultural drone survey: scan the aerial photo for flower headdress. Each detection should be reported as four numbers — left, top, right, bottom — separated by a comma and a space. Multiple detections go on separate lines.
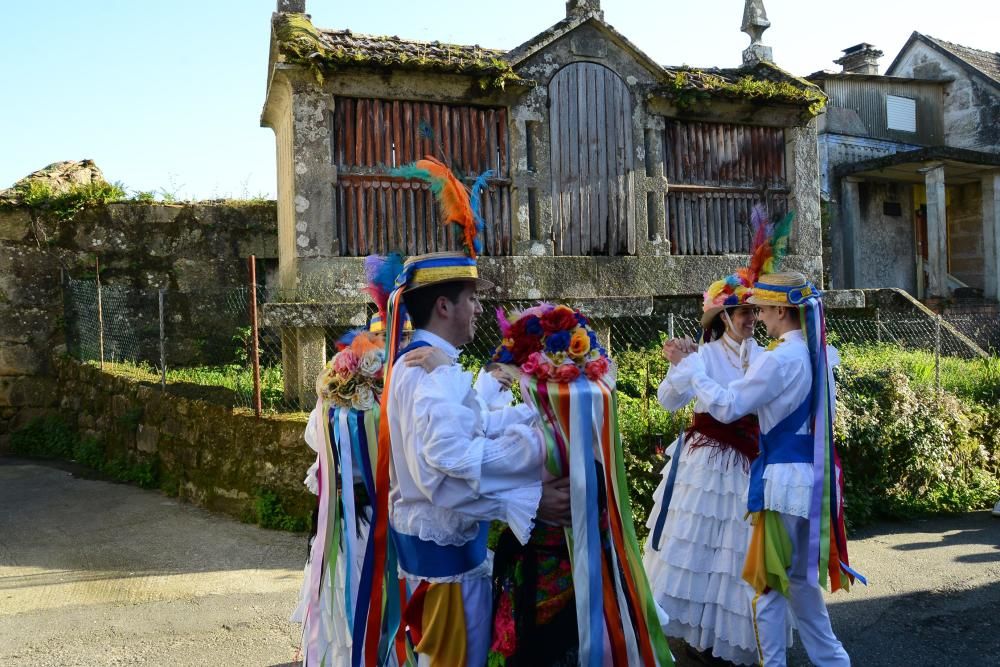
699, 205, 795, 336
492, 303, 611, 383
315, 329, 385, 411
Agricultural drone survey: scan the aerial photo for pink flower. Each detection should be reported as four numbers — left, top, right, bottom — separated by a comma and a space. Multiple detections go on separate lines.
535, 360, 553, 381
520, 351, 546, 376
553, 363, 580, 383
584, 357, 610, 380
332, 349, 359, 376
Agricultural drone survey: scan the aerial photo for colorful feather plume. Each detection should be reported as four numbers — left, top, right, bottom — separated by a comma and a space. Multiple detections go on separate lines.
363, 252, 404, 321
737, 204, 795, 285
392, 156, 481, 258
470, 170, 494, 256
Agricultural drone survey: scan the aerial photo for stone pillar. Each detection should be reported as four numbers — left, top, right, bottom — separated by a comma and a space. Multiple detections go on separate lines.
982, 172, 1000, 301
840, 177, 862, 288
786, 120, 823, 277
921, 163, 948, 297
295, 327, 326, 408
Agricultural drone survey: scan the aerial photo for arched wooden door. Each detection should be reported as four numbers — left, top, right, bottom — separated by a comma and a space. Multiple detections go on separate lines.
549, 62, 635, 256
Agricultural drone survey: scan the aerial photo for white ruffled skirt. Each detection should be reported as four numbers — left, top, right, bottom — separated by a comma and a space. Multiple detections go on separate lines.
642, 433, 759, 666
291, 512, 375, 666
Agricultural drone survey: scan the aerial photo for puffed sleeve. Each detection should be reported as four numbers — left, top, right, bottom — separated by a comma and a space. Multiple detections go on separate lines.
672, 350, 801, 424
409, 365, 544, 543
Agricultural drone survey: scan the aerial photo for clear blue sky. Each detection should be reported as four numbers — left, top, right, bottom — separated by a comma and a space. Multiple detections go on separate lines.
2, 0, 995, 200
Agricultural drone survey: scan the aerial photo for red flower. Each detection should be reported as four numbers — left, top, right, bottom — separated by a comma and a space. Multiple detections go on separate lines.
510, 335, 543, 365
540, 305, 578, 334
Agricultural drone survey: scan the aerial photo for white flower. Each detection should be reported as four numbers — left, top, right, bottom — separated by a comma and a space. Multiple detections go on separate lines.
352, 385, 375, 411
358, 350, 383, 378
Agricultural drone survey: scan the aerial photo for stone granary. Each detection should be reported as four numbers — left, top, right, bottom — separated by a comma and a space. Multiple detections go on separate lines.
261, 0, 827, 403
811, 35, 1000, 302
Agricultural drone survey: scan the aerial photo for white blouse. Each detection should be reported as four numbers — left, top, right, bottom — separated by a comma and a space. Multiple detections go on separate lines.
669, 330, 834, 518
386, 329, 544, 582
658, 333, 762, 413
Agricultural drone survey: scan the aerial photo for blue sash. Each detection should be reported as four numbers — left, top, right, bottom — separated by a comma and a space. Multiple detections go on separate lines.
747, 398, 813, 513
393, 521, 490, 578
389, 338, 490, 578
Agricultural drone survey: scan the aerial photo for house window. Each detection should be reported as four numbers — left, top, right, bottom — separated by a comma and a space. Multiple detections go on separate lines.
886, 95, 917, 132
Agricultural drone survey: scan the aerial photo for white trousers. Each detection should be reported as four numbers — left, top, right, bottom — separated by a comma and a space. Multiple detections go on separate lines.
416, 576, 492, 667
751, 513, 849, 667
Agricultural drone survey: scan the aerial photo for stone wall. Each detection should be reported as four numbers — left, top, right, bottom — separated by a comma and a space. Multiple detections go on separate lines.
52, 354, 314, 521
0, 201, 277, 444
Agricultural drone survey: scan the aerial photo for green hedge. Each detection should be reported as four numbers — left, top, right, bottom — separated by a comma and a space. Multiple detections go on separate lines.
613, 341, 1000, 536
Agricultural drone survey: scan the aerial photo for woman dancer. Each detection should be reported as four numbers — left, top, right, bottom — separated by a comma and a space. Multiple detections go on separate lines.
642, 276, 762, 666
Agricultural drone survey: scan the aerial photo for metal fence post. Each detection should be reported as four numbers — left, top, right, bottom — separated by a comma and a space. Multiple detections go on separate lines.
248, 255, 263, 418
668, 313, 675, 339
935, 314, 942, 394
875, 307, 882, 344
96, 257, 105, 370
158, 288, 167, 392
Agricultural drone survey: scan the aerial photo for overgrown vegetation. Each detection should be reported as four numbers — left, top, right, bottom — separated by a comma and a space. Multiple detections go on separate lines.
251, 488, 310, 532
273, 12, 522, 91
10, 415, 161, 489
663, 69, 827, 118
11, 180, 128, 221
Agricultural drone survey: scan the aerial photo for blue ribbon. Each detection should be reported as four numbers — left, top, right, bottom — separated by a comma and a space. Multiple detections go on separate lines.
650, 430, 685, 552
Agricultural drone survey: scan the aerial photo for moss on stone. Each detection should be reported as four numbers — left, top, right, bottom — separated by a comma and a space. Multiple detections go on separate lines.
662, 69, 827, 118
274, 13, 522, 90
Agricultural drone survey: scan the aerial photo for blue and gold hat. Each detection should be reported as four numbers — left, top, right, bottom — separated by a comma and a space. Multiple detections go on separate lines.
369, 311, 413, 333
748, 271, 819, 307
397, 251, 494, 293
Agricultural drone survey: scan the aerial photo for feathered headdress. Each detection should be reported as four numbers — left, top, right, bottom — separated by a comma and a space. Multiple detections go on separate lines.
363, 252, 404, 323
738, 204, 794, 287
700, 204, 795, 334
392, 156, 490, 258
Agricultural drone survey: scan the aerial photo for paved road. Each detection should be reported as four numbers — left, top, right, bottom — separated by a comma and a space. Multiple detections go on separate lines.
0, 459, 305, 666
2, 459, 999, 666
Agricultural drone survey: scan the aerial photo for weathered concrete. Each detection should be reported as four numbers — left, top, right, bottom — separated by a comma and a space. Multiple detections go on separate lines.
889, 38, 1000, 153
923, 163, 949, 296
984, 173, 1000, 300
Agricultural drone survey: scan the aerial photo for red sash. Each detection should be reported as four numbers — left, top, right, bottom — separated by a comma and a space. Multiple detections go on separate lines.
687, 412, 760, 465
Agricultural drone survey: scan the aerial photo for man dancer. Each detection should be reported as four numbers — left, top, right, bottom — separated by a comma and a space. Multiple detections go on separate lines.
382, 251, 569, 666
665, 271, 860, 667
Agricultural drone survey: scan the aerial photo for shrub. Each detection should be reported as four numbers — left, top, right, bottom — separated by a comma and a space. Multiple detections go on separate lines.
835, 349, 999, 527
253, 489, 310, 532
9, 416, 75, 459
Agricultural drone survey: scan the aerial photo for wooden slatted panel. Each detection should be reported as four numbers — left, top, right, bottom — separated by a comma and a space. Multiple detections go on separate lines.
662, 119, 788, 255
549, 63, 635, 256
332, 97, 512, 256
664, 190, 790, 255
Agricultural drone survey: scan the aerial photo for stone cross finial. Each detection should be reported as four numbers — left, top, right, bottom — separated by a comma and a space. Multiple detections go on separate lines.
566, 0, 603, 21
741, 0, 772, 65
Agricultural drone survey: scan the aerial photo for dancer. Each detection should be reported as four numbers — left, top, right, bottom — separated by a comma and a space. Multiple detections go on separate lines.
665, 268, 863, 667
643, 274, 762, 666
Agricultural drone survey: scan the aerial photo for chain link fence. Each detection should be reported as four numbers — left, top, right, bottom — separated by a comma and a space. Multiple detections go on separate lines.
62, 274, 1000, 416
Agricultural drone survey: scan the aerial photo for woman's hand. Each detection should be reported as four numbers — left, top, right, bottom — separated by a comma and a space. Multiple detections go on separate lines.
661, 337, 695, 364
403, 347, 451, 373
